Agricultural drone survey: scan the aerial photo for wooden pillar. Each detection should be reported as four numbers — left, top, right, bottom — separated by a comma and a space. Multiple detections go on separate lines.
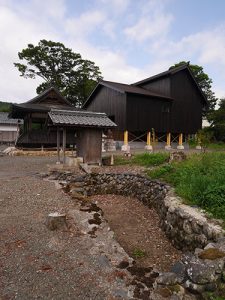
177, 133, 184, 150
121, 130, 130, 152
56, 127, 60, 164
124, 130, 128, 145
145, 131, 153, 151
62, 127, 66, 164
165, 132, 171, 150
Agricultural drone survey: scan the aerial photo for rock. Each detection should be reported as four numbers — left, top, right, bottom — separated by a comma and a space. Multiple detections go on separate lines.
156, 272, 181, 286
71, 191, 85, 200
198, 248, 225, 260
169, 151, 187, 162
170, 261, 187, 282
186, 258, 218, 284
184, 280, 205, 293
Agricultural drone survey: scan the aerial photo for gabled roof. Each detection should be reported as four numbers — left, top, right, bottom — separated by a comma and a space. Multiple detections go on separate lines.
83, 79, 173, 108
48, 109, 117, 128
0, 112, 22, 125
10, 103, 79, 119
26, 86, 72, 106
133, 63, 208, 104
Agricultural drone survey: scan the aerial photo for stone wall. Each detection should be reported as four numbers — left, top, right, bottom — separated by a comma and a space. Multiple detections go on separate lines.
80, 173, 224, 251
50, 170, 225, 297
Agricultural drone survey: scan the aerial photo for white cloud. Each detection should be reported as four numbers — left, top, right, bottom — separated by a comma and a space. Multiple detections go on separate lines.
124, 0, 173, 42
99, 0, 130, 14
65, 10, 106, 38
124, 15, 173, 42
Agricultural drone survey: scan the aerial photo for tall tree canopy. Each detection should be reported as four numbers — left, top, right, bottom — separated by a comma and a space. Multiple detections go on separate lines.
14, 40, 102, 107
170, 61, 217, 118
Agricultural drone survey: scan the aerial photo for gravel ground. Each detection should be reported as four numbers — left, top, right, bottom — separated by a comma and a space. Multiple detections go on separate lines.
0, 156, 136, 300
92, 195, 181, 272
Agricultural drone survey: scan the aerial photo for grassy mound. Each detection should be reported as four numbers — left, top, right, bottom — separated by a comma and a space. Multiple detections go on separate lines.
148, 153, 225, 221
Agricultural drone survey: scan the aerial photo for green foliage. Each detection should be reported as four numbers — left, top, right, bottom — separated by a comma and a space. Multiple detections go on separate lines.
132, 153, 169, 166
208, 99, 225, 142
132, 248, 146, 258
147, 164, 174, 179
170, 61, 218, 118
14, 40, 102, 107
197, 129, 213, 151
148, 153, 225, 221
114, 152, 169, 167
0, 101, 12, 112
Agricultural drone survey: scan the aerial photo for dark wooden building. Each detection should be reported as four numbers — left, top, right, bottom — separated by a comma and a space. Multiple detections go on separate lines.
10, 87, 77, 148
83, 64, 207, 149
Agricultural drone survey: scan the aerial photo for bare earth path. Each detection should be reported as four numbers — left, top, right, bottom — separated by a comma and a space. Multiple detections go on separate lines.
0, 156, 134, 300
91, 195, 181, 271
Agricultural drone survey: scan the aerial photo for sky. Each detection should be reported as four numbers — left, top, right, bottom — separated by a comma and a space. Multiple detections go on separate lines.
1, 0, 225, 103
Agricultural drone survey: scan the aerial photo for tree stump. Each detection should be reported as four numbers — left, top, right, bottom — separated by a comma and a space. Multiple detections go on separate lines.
46, 212, 68, 230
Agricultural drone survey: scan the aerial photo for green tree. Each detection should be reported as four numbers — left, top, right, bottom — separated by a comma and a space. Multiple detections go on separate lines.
209, 99, 225, 142
170, 61, 217, 118
14, 40, 102, 107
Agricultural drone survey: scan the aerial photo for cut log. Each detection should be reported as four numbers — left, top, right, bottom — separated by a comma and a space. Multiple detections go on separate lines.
46, 212, 68, 231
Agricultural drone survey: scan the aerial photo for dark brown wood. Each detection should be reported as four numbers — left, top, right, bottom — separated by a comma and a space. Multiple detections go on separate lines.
62, 128, 66, 164
76, 128, 102, 164
57, 126, 60, 163
85, 86, 126, 131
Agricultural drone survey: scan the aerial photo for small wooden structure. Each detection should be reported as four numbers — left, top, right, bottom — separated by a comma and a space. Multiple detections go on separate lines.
48, 109, 117, 164
0, 112, 22, 144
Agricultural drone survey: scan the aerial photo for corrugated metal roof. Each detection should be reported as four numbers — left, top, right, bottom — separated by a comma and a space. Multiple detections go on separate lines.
0, 112, 22, 125
49, 109, 117, 128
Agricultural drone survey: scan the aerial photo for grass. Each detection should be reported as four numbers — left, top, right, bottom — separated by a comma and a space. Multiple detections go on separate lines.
132, 248, 146, 259
114, 152, 169, 167
147, 152, 225, 221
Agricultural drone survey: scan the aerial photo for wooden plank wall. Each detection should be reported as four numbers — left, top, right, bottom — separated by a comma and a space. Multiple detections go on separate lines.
86, 86, 126, 131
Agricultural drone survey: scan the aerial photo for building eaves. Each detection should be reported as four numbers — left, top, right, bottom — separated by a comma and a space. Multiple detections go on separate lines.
48, 109, 117, 128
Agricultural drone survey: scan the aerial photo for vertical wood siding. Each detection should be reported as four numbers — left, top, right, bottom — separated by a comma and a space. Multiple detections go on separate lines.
137, 76, 171, 97
126, 94, 171, 133
170, 69, 203, 134
86, 86, 127, 131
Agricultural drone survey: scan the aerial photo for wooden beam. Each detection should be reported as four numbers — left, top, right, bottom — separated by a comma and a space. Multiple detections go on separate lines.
57, 127, 60, 164
62, 127, 66, 164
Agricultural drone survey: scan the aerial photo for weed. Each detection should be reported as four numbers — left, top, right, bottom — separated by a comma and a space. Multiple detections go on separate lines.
132, 248, 146, 259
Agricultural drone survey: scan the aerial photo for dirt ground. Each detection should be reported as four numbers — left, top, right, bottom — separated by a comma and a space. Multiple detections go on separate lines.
0, 156, 136, 300
0, 155, 182, 299
91, 195, 181, 272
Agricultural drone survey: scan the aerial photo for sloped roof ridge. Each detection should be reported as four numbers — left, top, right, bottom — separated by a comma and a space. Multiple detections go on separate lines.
50, 108, 107, 117
26, 86, 72, 106
132, 63, 190, 86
